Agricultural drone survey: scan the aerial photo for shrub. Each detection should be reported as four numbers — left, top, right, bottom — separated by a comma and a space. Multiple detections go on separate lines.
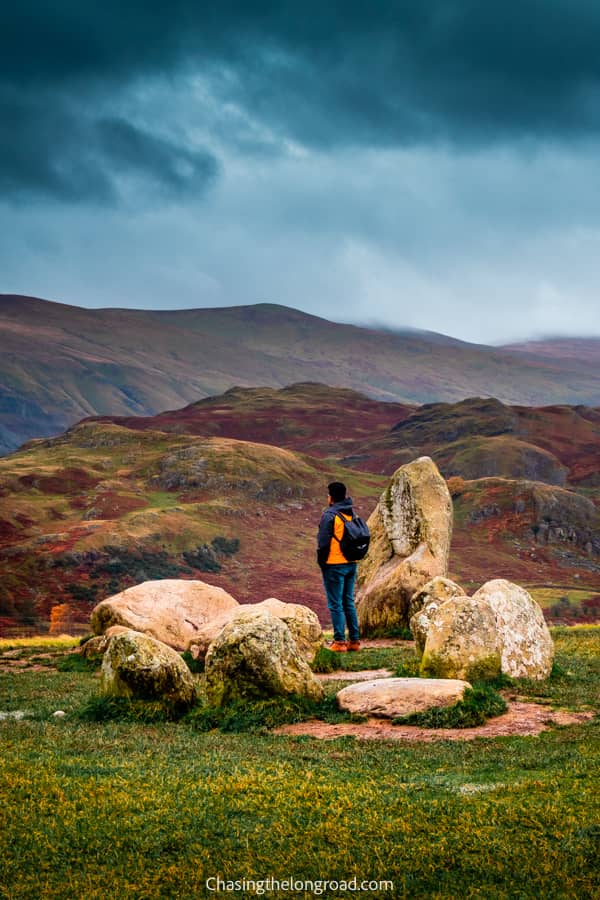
211, 536, 240, 557
182, 545, 221, 572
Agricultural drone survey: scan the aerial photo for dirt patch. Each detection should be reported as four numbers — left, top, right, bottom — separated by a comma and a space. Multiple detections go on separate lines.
274, 702, 595, 742
359, 638, 414, 649
316, 668, 394, 682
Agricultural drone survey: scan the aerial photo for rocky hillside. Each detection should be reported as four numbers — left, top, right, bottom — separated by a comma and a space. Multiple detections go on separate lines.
348, 397, 600, 486
88, 387, 600, 488
1, 384, 599, 633
0, 418, 383, 631
3, 293, 600, 453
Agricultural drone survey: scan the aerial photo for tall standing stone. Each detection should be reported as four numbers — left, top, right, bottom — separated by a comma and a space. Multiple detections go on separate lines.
356, 456, 453, 635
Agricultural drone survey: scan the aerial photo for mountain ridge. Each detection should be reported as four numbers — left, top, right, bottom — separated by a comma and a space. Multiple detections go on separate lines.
2, 293, 600, 455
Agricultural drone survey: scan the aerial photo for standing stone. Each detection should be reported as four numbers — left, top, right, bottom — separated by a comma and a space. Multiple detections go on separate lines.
472, 579, 554, 679
100, 630, 196, 710
205, 610, 324, 706
356, 457, 453, 635
409, 577, 467, 657
420, 596, 502, 681
90, 579, 239, 651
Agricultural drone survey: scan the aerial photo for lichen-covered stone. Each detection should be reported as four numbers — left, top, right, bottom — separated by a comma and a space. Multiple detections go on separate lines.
205, 610, 324, 706
80, 635, 111, 658
420, 597, 502, 680
90, 579, 239, 650
336, 677, 471, 718
187, 597, 323, 663
409, 577, 467, 658
472, 579, 554, 679
100, 630, 196, 710
239, 598, 323, 662
356, 457, 453, 635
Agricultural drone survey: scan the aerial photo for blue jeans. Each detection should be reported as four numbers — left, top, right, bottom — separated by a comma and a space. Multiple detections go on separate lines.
321, 563, 360, 643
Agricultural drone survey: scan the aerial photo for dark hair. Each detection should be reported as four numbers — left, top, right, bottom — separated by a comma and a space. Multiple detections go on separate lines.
328, 481, 346, 502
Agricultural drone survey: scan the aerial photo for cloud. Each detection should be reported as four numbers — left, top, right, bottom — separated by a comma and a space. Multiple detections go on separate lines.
0, 86, 218, 204
3, 3, 600, 200
2, 2, 600, 343
3, 2, 600, 149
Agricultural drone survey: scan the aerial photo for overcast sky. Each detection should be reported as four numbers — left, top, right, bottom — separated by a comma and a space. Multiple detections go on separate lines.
2, 1, 600, 344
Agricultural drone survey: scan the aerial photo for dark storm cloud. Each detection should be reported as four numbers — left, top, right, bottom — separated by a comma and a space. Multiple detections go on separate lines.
3, 2, 600, 143
0, 84, 218, 203
3, 2, 600, 200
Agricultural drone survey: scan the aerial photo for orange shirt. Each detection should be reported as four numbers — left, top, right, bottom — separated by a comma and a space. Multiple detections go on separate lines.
326, 512, 352, 564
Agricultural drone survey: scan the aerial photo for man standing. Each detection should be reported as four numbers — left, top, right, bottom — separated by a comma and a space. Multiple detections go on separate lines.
317, 481, 361, 652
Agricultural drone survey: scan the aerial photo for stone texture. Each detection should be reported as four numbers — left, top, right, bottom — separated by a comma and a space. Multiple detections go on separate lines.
420, 596, 502, 680
472, 579, 554, 679
409, 577, 467, 657
249, 598, 323, 662
356, 457, 453, 635
90, 579, 239, 651
205, 610, 324, 706
188, 597, 323, 662
336, 677, 471, 718
100, 630, 196, 710
80, 635, 111, 658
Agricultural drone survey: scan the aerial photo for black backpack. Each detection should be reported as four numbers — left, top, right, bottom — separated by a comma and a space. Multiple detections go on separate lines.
336, 512, 371, 561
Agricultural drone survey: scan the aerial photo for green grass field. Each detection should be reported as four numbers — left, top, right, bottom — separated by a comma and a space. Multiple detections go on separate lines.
1, 628, 599, 899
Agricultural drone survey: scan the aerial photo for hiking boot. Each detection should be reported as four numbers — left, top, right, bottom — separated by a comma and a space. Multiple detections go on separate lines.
347, 641, 361, 652
329, 641, 348, 652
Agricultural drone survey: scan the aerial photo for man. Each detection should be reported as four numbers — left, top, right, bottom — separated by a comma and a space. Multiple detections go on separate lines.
317, 481, 361, 652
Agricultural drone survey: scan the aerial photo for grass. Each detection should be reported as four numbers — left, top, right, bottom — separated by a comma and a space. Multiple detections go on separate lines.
393, 683, 508, 728
0, 635, 80, 651
0, 628, 598, 898
528, 587, 599, 609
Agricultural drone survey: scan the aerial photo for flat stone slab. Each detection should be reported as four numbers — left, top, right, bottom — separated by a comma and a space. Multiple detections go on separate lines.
336, 676, 471, 718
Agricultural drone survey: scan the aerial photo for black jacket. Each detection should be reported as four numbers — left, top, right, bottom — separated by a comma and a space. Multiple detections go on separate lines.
317, 497, 354, 567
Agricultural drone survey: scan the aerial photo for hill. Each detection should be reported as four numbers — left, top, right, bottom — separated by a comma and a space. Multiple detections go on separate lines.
0, 417, 383, 631
1, 384, 599, 633
3, 293, 600, 453
349, 397, 600, 485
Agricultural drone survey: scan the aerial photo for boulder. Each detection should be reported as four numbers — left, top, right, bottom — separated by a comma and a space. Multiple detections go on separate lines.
420, 596, 502, 680
185, 610, 242, 662
409, 577, 467, 657
90, 579, 239, 651
472, 579, 554, 679
356, 457, 453, 635
100, 630, 196, 710
81, 625, 144, 658
205, 610, 324, 706
246, 598, 323, 662
187, 597, 323, 662
336, 677, 471, 718
80, 635, 111, 658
